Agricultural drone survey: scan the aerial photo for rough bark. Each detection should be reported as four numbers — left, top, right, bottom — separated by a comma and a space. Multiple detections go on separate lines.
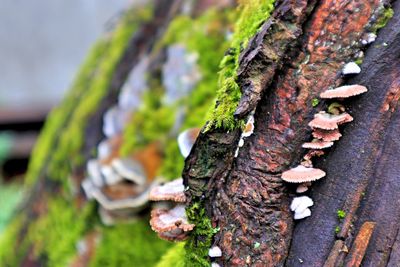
184, 0, 398, 266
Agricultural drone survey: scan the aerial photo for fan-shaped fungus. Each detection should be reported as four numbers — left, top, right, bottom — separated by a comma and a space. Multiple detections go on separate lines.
149, 178, 186, 202
320, 85, 368, 99
302, 141, 334, 149
281, 165, 326, 183
342, 62, 361, 75
177, 128, 200, 158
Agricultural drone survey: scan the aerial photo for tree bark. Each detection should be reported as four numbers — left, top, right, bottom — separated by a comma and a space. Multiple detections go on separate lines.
184, 0, 400, 266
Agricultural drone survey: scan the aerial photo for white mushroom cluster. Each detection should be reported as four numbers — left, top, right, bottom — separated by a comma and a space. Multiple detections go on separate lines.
81, 58, 160, 225
281, 64, 368, 220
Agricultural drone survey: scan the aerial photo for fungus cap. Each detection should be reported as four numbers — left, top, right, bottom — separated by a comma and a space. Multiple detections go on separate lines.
281, 165, 326, 183
242, 114, 255, 137
177, 128, 200, 158
150, 205, 194, 236
303, 150, 325, 161
342, 62, 361, 75
312, 128, 342, 142
290, 196, 314, 213
111, 158, 146, 185
87, 159, 104, 187
309, 112, 353, 130
296, 183, 310, 193
302, 141, 334, 149
320, 85, 367, 99
149, 178, 186, 202
209, 246, 222, 257
100, 165, 123, 185
294, 208, 312, 220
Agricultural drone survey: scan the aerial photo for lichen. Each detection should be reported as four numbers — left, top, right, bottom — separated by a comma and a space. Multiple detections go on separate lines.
90, 220, 171, 267
206, 0, 276, 131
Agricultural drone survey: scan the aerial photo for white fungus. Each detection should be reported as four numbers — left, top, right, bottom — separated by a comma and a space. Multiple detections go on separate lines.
294, 208, 312, 220
361, 33, 377, 45
290, 196, 314, 213
209, 246, 222, 257
342, 62, 361, 75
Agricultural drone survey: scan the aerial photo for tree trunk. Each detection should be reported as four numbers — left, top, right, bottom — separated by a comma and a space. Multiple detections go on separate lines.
184, 0, 400, 266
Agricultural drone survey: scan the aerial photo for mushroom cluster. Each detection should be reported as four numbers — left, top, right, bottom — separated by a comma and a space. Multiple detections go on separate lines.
281, 63, 368, 220
81, 58, 164, 224
148, 128, 199, 241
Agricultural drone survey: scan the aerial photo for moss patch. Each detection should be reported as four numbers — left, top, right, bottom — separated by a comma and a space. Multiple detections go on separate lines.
121, 9, 235, 180
156, 243, 185, 267
0, 216, 26, 266
206, 0, 275, 130
27, 198, 95, 267
185, 202, 219, 267
90, 220, 171, 267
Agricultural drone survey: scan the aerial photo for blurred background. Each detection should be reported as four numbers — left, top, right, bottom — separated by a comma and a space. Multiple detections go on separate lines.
0, 0, 132, 231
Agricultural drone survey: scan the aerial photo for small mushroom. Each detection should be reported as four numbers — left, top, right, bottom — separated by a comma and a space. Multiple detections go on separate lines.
342, 62, 361, 75
81, 178, 95, 199
91, 182, 153, 211
294, 208, 312, 220
87, 159, 104, 187
290, 196, 313, 220
320, 85, 368, 99
111, 158, 146, 185
312, 128, 342, 142
149, 178, 186, 203
303, 150, 325, 161
242, 114, 255, 137
177, 128, 200, 158
209, 246, 222, 257
296, 182, 311, 193
150, 205, 195, 241
302, 140, 334, 149
103, 106, 131, 138
100, 165, 123, 185
281, 165, 326, 183
361, 33, 377, 45
309, 112, 353, 130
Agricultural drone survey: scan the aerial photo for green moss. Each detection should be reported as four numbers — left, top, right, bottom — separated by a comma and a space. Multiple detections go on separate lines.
27, 198, 95, 267
335, 226, 341, 234
206, 0, 276, 130
372, 7, 394, 33
121, 9, 235, 180
311, 98, 319, 107
90, 220, 171, 267
337, 210, 346, 221
155, 243, 185, 267
0, 216, 26, 266
185, 202, 219, 267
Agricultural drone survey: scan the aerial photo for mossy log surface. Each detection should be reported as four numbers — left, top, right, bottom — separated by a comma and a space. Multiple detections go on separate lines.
184, 0, 398, 266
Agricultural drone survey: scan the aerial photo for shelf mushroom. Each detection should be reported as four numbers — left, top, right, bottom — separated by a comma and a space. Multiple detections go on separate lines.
177, 128, 200, 158
290, 196, 314, 220
342, 62, 361, 75
308, 112, 353, 130
320, 85, 368, 99
302, 140, 334, 149
312, 128, 342, 142
281, 165, 326, 183
150, 205, 194, 242
149, 178, 186, 202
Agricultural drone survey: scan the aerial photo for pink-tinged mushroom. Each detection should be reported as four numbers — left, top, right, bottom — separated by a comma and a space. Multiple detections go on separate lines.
303, 150, 325, 161
296, 182, 312, 193
302, 140, 334, 149
177, 128, 200, 158
149, 178, 186, 203
150, 205, 195, 241
308, 112, 353, 130
320, 85, 367, 99
312, 128, 342, 142
281, 165, 326, 183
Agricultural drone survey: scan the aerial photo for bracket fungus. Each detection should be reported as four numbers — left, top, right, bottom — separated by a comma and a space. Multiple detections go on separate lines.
320, 85, 368, 99
111, 157, 147, 185
150, 205, 194, 242
281, 165, 326, 183
290, 196, 314, 220
309, 112, 353, 130
312, 128, 342, 142
209, 246, 222, 257
302, 140, 334, 149
342, 62, 361, 75
149, 178, 186, 203
177, 128, 200, 158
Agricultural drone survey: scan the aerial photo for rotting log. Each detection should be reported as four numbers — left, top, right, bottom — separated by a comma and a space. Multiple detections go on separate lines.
184, 0, 398, 266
